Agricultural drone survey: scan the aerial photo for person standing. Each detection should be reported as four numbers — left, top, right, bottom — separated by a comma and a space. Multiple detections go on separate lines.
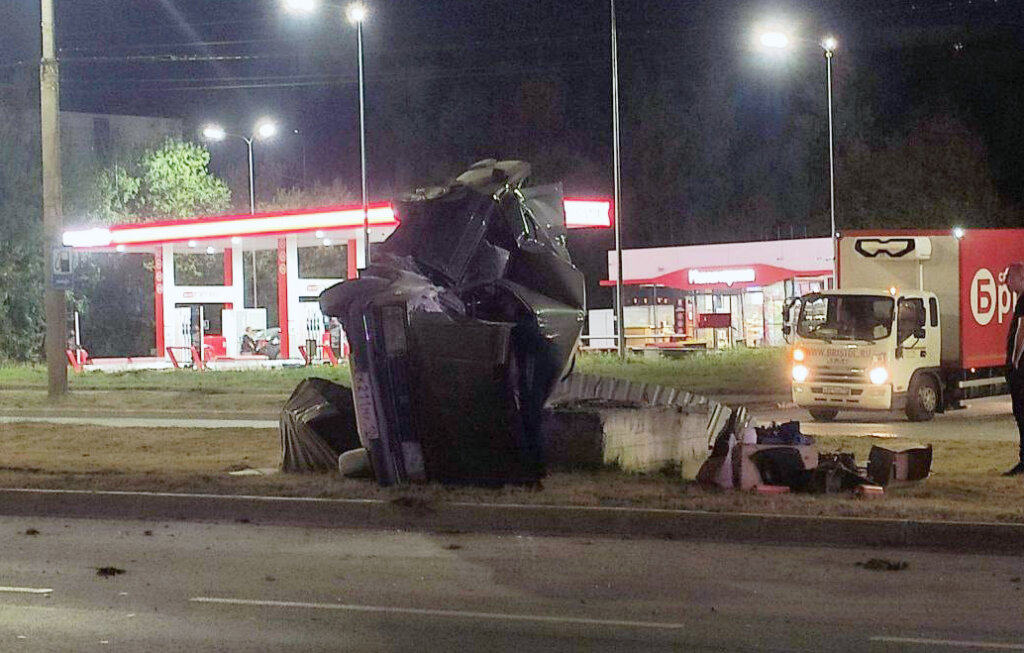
1003, 262, 1024, 476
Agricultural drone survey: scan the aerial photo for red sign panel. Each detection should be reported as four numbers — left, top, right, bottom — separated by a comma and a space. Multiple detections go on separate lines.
698, 313, 732, 329
959, 229, 1024, 369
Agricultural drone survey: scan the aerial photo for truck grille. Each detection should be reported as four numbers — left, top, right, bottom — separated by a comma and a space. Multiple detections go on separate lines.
811, 366, 868, 383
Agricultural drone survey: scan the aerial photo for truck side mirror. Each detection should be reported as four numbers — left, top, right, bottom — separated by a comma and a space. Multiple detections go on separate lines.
782, 297, 796, 323
782, 325, 791, 336
914, 327, 926, 339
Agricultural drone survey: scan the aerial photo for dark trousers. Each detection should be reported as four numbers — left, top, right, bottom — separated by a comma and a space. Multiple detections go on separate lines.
1011, 375, 1024, 461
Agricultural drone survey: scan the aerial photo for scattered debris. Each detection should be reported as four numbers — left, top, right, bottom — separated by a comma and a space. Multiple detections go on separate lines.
265, 576, 277, 582
1011, 577, 1021, 583
700, 419, 929, 496
24, 528, 39, 536
279, 378, 362, 473
227, 467, 278, 477
867, 444, 933, 486
856, 559, 909, 571
143, 530, 153, 537
96, 567, 126, 578
443, 544, 463, 551
338, 448, 372, 478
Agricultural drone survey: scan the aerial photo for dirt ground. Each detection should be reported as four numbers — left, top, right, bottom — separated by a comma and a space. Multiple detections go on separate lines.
2, 422, 1023, 524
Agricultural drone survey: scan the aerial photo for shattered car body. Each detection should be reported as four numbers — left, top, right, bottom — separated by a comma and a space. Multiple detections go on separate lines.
319, 160, 586, 486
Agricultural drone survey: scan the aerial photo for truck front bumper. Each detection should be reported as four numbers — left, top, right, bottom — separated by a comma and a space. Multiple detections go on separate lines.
792, 382, 893, 411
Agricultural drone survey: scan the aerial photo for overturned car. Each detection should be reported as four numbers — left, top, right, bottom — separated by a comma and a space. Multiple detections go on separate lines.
318, 160, 586, 486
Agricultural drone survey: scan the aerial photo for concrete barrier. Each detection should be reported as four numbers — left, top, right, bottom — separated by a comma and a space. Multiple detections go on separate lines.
544, 374, 748, 478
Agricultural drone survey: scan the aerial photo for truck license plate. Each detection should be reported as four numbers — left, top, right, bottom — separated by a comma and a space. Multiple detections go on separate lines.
823, 386, 850, 395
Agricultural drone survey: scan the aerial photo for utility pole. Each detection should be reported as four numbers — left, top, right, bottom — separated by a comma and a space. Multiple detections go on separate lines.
610, 0, 625, 359
40, 0, 67, 397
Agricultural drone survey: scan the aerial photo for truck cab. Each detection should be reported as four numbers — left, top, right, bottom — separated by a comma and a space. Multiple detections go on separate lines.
787, 288, 942, 421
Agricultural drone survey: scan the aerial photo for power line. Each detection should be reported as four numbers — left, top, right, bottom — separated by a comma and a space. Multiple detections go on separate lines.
60, 59, 609, 93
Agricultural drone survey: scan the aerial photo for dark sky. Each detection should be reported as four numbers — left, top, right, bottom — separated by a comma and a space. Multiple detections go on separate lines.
2, 1, 1017, 175
3, 1, 1022, 222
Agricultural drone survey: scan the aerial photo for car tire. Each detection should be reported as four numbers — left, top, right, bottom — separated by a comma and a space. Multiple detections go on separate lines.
809, 407, 839, 422
906, 375, 939, 422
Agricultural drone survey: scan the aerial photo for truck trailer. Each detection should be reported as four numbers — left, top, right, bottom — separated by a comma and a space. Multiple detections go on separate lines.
785, 229, 1024, 421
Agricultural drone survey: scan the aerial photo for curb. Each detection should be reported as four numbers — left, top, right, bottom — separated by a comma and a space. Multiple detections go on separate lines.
0, 488, 1022, 555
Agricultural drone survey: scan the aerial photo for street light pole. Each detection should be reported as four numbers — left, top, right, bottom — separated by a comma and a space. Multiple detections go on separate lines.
354, 12, 369, 268
610, 0, 625, 360
824, 45, 837, 286
246, 136, 256, 215
758, 29, 840, 288
245, 136, 258, 306
203, 120, 276, 308
40, 0, 67, 397
282, 1, 370, 266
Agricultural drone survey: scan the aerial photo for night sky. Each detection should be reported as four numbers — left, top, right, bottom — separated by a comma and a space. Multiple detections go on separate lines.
2, 0, 1023, 301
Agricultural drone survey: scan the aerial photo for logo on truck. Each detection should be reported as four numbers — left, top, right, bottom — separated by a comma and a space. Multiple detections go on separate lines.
970, 267, 1018, 326
854, 238, 916, 258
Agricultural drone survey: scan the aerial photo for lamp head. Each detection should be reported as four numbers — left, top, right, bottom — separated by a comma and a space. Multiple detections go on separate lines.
282, 0, 318, 14
822, 35, 838, 52
346, 2, 368, 24
202, 125, 226, 141
759, 31, 790, 50
255, 120, 278, 140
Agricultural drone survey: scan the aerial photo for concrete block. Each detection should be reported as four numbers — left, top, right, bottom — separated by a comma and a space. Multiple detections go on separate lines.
542, 410, 604, 469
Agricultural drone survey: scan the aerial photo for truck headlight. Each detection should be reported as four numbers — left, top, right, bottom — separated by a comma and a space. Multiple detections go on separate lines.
792, 348, 805, 362
792, 365, 809, 383
869, 366, 889, 385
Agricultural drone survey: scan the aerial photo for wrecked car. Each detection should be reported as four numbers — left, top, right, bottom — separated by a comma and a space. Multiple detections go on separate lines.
318, 160, 586, 487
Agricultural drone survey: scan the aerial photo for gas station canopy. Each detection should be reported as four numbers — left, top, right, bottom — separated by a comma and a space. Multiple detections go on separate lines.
61, 199, 612, 365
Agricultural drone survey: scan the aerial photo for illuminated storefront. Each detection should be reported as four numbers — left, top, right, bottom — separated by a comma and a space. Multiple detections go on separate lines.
599, 238, 833, 348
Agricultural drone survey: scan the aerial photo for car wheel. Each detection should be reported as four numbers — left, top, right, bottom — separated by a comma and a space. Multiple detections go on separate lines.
809, 407, 839, 422
906, 375, 939, 422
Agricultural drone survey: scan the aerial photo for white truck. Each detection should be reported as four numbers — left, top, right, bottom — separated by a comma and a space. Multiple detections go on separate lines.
784, 229, 1024, 421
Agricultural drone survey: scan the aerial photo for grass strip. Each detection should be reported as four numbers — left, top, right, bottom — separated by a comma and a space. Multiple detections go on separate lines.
1, 422, 1022, 524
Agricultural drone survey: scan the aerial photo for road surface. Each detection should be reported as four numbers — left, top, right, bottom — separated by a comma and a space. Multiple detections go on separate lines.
757, 395, 1019, 442
2, 515, 1024, 651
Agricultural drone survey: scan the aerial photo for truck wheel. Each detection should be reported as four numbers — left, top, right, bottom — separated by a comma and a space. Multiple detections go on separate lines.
906, 375, 939, 422
809, 408, 838, 422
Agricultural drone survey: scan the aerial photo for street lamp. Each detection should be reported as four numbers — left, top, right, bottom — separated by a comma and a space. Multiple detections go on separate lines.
610, 0, 625, 359
758, 28, 840, 287
282, 0, 371, 269
202, 118, 278, 306
201, 118, 278, 215
349, 3, 370, 268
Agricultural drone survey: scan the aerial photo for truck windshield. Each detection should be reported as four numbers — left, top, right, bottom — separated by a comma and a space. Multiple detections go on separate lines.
797, 294, 894, 341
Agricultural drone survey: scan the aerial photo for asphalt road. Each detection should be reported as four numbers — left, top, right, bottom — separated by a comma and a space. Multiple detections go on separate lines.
2, 515, 1024, 652
757, 395, 1019, 442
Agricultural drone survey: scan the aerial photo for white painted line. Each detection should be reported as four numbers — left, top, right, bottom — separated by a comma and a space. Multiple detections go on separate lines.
0, 586, 53, 595
871, 636, 1024, 650
191, 597, 686, 631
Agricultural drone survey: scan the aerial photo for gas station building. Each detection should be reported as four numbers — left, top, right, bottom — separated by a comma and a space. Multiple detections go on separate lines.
63, 200, 613, 365
596, 238, 833, 349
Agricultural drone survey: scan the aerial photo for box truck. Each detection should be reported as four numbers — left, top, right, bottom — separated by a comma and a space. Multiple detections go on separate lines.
784, 229, 1024, 421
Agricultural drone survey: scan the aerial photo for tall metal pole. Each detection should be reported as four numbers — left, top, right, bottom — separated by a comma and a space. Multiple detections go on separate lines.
246, 138, 256, 215
825, 48, 837, 287
356, 20, 369, 268
41, 0, 67, 396
246, 137, 258, 306
611, 0, 625, 359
